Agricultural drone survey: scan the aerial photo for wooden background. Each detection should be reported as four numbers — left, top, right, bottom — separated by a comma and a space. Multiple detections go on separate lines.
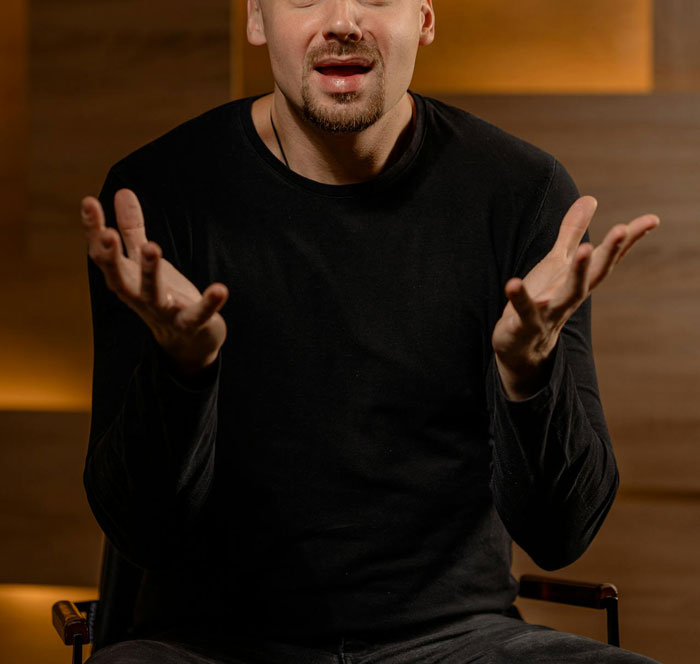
1, 1, 699, 662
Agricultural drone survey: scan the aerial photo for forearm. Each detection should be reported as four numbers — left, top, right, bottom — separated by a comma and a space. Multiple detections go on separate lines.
488, 336, 618, 570
84, 337, 220, 569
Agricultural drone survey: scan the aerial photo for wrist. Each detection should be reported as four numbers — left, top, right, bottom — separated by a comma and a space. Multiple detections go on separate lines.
494, 349, 555, 401
160, 343, 220, 378
171, 353, 219, 378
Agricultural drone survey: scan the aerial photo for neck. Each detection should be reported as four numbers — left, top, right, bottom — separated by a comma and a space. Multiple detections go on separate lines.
252, 89, 416, 185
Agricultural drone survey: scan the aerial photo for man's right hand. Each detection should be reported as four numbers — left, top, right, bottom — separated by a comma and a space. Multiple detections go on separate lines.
82, 188, 229, 376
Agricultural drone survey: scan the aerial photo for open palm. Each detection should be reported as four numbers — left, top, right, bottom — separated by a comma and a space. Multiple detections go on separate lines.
492, 196, 659, 399
82, 188, 229, 375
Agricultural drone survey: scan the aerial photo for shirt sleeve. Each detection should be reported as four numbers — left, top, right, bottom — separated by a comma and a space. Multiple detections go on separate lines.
83, 166, 220, 570
486, 159, 619, 571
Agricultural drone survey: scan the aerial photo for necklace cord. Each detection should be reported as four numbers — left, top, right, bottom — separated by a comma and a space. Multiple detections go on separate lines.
269, 111, 290, 169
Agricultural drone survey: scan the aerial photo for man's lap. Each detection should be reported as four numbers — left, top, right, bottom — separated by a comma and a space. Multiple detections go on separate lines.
86, 614, 659, 663
340, 614, 658, 663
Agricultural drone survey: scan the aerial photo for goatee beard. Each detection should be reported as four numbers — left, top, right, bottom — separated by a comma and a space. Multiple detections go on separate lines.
301, 44, 385, 134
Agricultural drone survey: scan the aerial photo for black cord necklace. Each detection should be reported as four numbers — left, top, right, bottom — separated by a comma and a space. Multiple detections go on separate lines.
269, 111, 290, 169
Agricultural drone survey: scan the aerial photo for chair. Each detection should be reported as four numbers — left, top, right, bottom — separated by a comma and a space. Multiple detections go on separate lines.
52, 541, 142, 664
52, 540, 620, 664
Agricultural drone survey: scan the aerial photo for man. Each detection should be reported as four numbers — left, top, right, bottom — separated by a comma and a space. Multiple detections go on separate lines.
81, 1, 660, 662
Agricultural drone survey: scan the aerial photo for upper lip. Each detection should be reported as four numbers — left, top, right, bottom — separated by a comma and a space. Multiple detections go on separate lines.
314, 57, 373, 69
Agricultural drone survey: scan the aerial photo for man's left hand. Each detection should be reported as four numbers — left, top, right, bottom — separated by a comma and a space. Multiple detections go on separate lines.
492, 195, 660, 401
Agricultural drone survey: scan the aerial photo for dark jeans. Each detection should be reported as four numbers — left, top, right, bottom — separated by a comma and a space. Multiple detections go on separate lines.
86, 613, 659, 663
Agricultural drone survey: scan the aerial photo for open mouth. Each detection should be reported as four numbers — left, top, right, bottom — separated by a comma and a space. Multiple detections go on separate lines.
311, 58, 375, 93
315, 65, 372, 77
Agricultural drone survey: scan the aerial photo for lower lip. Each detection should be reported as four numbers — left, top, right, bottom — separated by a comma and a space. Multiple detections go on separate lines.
313, 67, 372, 94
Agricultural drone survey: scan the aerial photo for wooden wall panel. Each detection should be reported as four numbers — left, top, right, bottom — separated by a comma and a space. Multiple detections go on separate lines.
413, 0, 653, 94
231, 0, 272, 98
28, 0, 231, 266
0, 0, 27, 260
231, 0, 273, 98
0, 0, 231, 411
655, 0, 700, 91
0, 412, 98, 587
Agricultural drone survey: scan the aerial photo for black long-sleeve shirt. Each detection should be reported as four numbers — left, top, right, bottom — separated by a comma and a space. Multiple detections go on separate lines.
84, 92, 618, 642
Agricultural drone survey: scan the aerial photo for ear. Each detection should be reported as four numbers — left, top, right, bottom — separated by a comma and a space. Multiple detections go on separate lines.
419, 0, 435, 47
247, 0, 267, 46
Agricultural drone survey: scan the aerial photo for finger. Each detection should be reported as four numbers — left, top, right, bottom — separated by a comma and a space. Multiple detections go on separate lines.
114, 189, 149, 260
553, 196, 597, 258
176, 283, 229, 330
617, 213, 660, 261
505, 278, 540, 329
82, 196, 108, 255
93, 228, 138, 298
588, 224, 628, 289
549, 243, 593, 316
139, 242, 166, 307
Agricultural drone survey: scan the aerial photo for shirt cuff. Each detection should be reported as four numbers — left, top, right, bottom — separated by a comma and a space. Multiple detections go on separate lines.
146, 336, 222, 393
490, 336, 567, 415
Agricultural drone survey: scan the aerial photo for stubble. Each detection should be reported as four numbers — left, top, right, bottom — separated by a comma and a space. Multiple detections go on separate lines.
301, 43, 386, 134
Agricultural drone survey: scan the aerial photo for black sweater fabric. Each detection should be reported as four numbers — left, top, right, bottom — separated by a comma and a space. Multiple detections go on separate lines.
84, 92, 618, 643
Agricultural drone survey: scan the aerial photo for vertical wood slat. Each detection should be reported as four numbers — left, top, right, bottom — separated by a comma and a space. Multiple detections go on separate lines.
231, 0, 273, 98
0, 0, 27, 261
230, 0, 246, 99
654, 0, 700, 90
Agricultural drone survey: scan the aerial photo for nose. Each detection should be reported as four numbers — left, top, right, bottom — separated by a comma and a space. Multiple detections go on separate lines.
323, 0, 362, 43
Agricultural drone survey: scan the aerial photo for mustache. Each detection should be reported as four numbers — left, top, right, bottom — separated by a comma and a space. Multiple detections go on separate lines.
306, 42, 384, 68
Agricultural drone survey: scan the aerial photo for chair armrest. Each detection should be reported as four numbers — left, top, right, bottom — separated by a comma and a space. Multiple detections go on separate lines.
52, 600, 91, 645
518, 574, 618, 610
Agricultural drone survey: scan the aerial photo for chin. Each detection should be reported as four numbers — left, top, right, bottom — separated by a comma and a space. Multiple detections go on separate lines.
301, 89, 385, 134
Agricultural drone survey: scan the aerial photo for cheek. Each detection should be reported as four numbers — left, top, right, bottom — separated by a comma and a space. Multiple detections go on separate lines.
374, 15, 421, 60
266, 40, 306, 89
264, 18, 312, 76
379, 29, 421, 80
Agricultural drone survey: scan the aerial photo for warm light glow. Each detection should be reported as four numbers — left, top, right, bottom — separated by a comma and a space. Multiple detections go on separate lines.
412, 0, 653, 94
0, 336, 91, 411
0, 385, 90, 412
0, 584, 97, 611
0, 585, 97, 664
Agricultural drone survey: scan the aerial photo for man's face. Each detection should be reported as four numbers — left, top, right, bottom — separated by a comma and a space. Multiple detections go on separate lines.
248, 0, 435, 133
